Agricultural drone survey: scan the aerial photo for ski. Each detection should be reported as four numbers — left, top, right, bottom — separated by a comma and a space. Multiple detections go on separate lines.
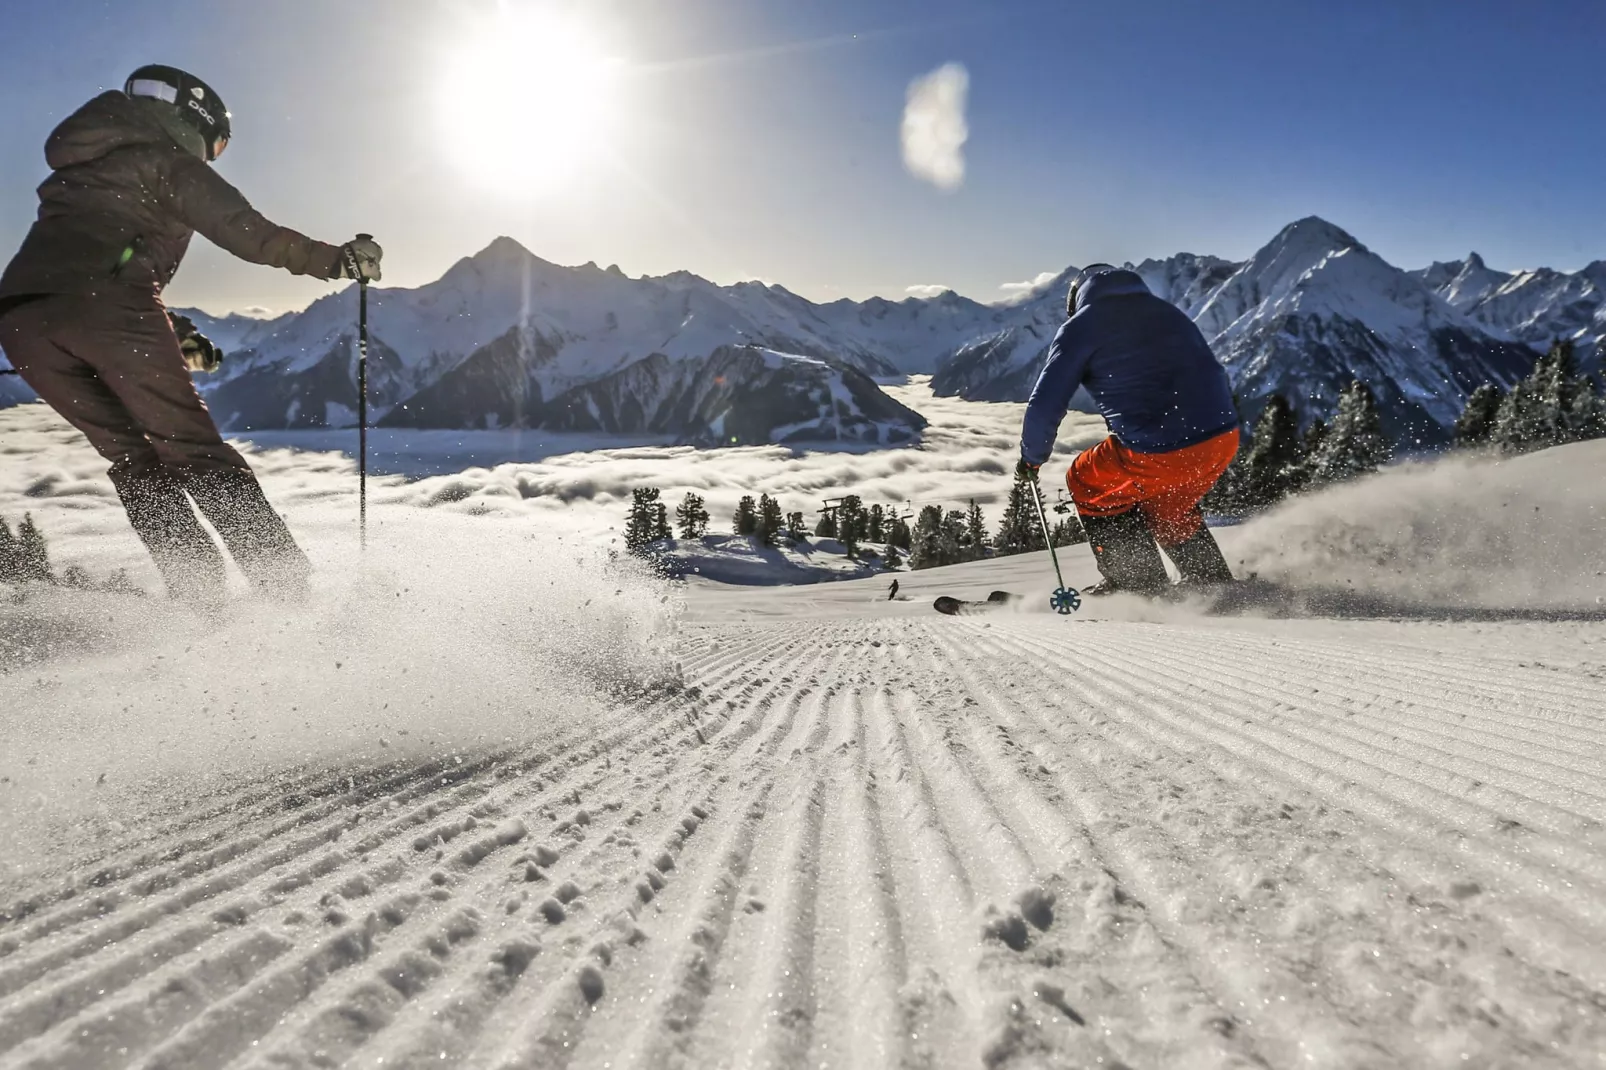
933, 590, 1020, 615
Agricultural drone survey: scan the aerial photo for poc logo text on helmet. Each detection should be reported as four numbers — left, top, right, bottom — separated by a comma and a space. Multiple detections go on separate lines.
186, 98, 219, 129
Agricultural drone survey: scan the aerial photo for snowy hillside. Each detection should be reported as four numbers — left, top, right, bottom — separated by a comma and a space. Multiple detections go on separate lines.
932, 218, 1538, 443
2, 396, 1605, 1067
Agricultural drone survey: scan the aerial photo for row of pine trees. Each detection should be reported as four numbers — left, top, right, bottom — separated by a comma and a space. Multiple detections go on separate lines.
623, 341, 1604, 567
1209, 340, 1606, 516
623, 482, 1085, 572
1453, 339, 1606, 453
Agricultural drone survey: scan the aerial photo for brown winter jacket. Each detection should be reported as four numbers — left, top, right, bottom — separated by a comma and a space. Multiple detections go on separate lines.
0, 91, 342, 303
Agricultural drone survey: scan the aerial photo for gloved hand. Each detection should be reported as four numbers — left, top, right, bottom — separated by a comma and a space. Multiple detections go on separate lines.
338, 235, 383, 282
167, 312, 224, 373
1015, 457, 1041, 483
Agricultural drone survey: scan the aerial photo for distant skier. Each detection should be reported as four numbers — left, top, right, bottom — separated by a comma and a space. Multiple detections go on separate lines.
1017, 265, 1238, 596
887, 578, 899, 601
0, 65, 382, 605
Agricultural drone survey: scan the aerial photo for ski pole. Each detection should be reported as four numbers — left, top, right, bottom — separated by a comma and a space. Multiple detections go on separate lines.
1030, 479, 1081, 614
355, 234, 371, 551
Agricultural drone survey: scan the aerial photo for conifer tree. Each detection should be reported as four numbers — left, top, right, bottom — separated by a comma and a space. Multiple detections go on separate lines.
867, 504, 886, 544
939, 510, 967, 565
757, 494, 784, 546
1241, 394, 1302, 509
909, 506, 944, 570
0, 515, 18, 583
651, 501, 672, 542
675, 492, 710, 539
885, 511, 911, 551
733, 495, 759, 537
785, 511, 806, 540
963, 500, 989, 562
836, 495, 865, 556
16, 514, 51, 582
624, 488, 664, 553
1567, 377, 1606, 442
994, 474, 1045, 555
1308, 381, 1390, 485
1051, 515, 1087, 547
1454, 384, 1505, 449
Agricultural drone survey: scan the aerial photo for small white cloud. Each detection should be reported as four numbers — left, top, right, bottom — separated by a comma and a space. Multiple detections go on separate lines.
901, 62, 969, 192
240, 306, 276, 319
905, 284, 952, 299
998, 271, 1060, 302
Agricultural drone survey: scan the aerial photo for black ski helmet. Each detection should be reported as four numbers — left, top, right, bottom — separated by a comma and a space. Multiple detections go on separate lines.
124, 64, 231, 161
1066, 263, 1115, 317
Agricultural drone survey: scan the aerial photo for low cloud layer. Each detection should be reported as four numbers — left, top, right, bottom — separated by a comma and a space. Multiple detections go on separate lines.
905, 284, 953, 299
901, 63, 969, 192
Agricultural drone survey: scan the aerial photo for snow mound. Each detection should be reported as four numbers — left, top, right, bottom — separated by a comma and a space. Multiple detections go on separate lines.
646, 534, 890, 586
1231, 440, 1606, 611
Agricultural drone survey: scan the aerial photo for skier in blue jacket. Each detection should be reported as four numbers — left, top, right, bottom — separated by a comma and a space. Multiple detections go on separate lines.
1018, 265, 1240, 595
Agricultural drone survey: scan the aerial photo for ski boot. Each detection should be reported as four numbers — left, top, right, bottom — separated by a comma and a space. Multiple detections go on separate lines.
1078, 510, 1170, 597
1163, 525, 1235, 590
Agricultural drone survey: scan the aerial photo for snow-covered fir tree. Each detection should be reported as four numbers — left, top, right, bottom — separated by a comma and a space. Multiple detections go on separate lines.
1241, 394, 1302, 509
675, 492, 710, 539
1490, 340, 1606, 454
16, 514, 52, 582
0, 515, 18, 583
1308, 381, 1390, 485
1454, 384, 1505, 449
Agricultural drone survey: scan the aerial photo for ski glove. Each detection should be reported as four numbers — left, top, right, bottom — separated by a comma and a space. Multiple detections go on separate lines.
167, 312, 224, 373
338, 235, 383, 282
1014, 458, 1041, 483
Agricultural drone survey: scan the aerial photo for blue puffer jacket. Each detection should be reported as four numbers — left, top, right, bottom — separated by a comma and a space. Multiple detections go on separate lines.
1020, 267, 1238, 463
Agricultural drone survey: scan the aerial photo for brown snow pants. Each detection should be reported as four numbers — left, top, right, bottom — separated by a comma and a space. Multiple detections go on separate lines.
0, 291, 308, 602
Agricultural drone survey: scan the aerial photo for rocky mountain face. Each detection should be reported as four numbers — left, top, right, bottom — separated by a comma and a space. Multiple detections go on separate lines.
184, 237, 973, 444
3, 221, 1597, 450
1413, 254, 1606, 372
933, 218, 1544, 445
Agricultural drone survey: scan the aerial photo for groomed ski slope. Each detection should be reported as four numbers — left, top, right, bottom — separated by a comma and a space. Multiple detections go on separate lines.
3, 590, 1604, 1068
3, 407, 1606, 1068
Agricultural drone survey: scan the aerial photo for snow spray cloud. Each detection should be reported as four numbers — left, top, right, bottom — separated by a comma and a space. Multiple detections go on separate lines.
0, 508, 678, 888
901, 62, 969, 192
1231, 441, 1606, 611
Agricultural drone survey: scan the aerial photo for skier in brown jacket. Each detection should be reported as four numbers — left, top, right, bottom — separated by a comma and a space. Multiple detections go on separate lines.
0, 65, 382, 605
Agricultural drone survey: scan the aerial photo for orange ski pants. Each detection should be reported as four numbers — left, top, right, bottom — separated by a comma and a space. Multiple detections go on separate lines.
1065, 428, 1239, 546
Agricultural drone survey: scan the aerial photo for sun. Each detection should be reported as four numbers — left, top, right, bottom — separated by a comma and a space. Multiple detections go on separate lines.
438, 10, 621, 192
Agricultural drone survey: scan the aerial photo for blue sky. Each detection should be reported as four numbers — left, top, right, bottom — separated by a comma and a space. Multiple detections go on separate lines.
2, 0, 1602, 316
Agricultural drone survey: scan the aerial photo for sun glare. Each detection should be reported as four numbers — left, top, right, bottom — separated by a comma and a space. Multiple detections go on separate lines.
439, 10, 620, 192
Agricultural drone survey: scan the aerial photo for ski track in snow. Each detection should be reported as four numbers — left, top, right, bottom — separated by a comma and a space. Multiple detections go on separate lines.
1, 616, 1604, 1069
